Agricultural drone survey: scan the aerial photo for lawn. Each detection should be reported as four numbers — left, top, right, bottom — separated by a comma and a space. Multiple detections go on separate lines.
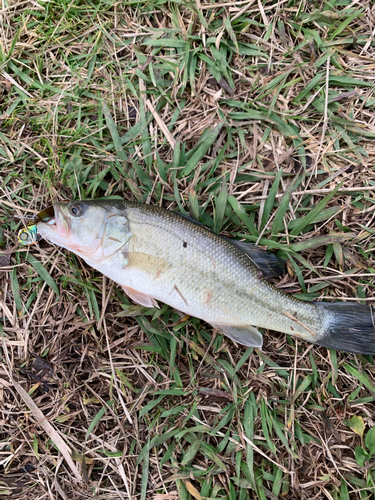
1, 0, 375, 499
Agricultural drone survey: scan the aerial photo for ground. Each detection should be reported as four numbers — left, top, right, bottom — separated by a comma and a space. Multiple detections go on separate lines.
1, 0, 375, 499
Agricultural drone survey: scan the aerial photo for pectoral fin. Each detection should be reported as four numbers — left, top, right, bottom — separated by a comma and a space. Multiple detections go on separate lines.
122, 285, 160, 309
212, 324, 263, 347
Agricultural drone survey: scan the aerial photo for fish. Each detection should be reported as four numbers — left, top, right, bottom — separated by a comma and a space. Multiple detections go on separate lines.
32, 198, 375, 354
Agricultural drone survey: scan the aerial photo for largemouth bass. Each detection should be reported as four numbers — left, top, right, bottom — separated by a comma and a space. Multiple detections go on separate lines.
32, 199, 375, 354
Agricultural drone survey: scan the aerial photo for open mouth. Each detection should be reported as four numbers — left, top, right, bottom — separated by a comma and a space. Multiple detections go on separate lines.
32, 205, 56, 225
18, 205, 57, 245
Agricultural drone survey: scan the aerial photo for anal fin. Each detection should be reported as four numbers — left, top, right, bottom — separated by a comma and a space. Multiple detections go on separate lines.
122, 285, 160, 309
212, 324, 263, 348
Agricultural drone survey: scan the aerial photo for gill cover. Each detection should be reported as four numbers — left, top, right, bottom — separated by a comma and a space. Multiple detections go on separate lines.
35, 201, 132, 262
101, 213, 132, 259
64, 200, 132, 259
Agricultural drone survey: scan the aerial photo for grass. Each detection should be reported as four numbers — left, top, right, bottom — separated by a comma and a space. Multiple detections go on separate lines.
1, 0, 375, 498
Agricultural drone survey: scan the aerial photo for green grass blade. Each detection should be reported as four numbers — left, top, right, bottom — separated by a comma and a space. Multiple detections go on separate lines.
260, 169, 283, 231
10, 267, 23, 311
102, 103, 127, 161
213, 178, 228, 233
181, 124, 223, 178
290, 182, 343, 236
25, 253, 59, 297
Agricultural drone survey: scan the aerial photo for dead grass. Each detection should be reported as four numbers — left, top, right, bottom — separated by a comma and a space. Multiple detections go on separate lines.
1, 0, 375, 499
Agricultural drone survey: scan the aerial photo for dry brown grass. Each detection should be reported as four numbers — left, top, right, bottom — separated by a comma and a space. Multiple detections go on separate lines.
1, 1, 375, 499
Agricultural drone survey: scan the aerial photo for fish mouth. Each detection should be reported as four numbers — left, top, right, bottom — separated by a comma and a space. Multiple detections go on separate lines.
36, 203, 71, 244
33, 205, 56, 225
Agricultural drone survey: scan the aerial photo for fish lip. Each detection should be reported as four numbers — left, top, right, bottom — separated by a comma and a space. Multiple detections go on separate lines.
50, 204, 59, 228
42, 204, 60, 229
53, 204, 71, 236
36, 203, 71, 241
33, 205, 56, 225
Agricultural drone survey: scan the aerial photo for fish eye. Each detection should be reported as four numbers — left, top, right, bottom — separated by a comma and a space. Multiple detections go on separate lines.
70, 204, 83, 217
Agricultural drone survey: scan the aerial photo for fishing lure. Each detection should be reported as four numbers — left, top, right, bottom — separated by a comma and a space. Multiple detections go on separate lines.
18, 224, 39, 245
17, 206, 55, 245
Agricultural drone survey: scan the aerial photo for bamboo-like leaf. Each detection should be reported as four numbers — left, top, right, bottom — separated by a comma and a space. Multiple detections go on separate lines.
181, 124, 223, 177
271, 175, 300, 236
85, 401, 113, 442
25, 253, 59, 296
288, 232, 355, 252
181, 439, 201, 466
228, 196, 258, 236
142, 38, 187, 48
290, 183, 342, 236
141, 445, 149, 500
189, 187, 200, 222
213, 178, 228, 233
260, 169, 283, 231
102, 103, 127, 161
10, 267, 23, 311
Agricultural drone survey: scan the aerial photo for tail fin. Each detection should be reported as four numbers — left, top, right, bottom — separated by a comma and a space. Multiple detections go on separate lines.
316, 302, 375, 354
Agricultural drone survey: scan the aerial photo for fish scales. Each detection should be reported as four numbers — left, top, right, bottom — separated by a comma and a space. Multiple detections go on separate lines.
33, 198, 375, 354
122, 203, 326, 338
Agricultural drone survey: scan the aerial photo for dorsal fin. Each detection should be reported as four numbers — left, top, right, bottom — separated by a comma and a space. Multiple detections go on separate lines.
227, 240, 286, 279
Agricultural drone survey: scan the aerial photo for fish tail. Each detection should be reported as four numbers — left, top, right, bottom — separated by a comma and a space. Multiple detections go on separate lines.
315, 302, 375, 354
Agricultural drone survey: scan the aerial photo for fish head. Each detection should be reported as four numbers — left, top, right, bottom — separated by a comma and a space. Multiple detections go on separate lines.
37, 200, 131, 262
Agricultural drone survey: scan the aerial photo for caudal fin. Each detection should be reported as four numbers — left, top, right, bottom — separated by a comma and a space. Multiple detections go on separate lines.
316, 302, 375, 354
